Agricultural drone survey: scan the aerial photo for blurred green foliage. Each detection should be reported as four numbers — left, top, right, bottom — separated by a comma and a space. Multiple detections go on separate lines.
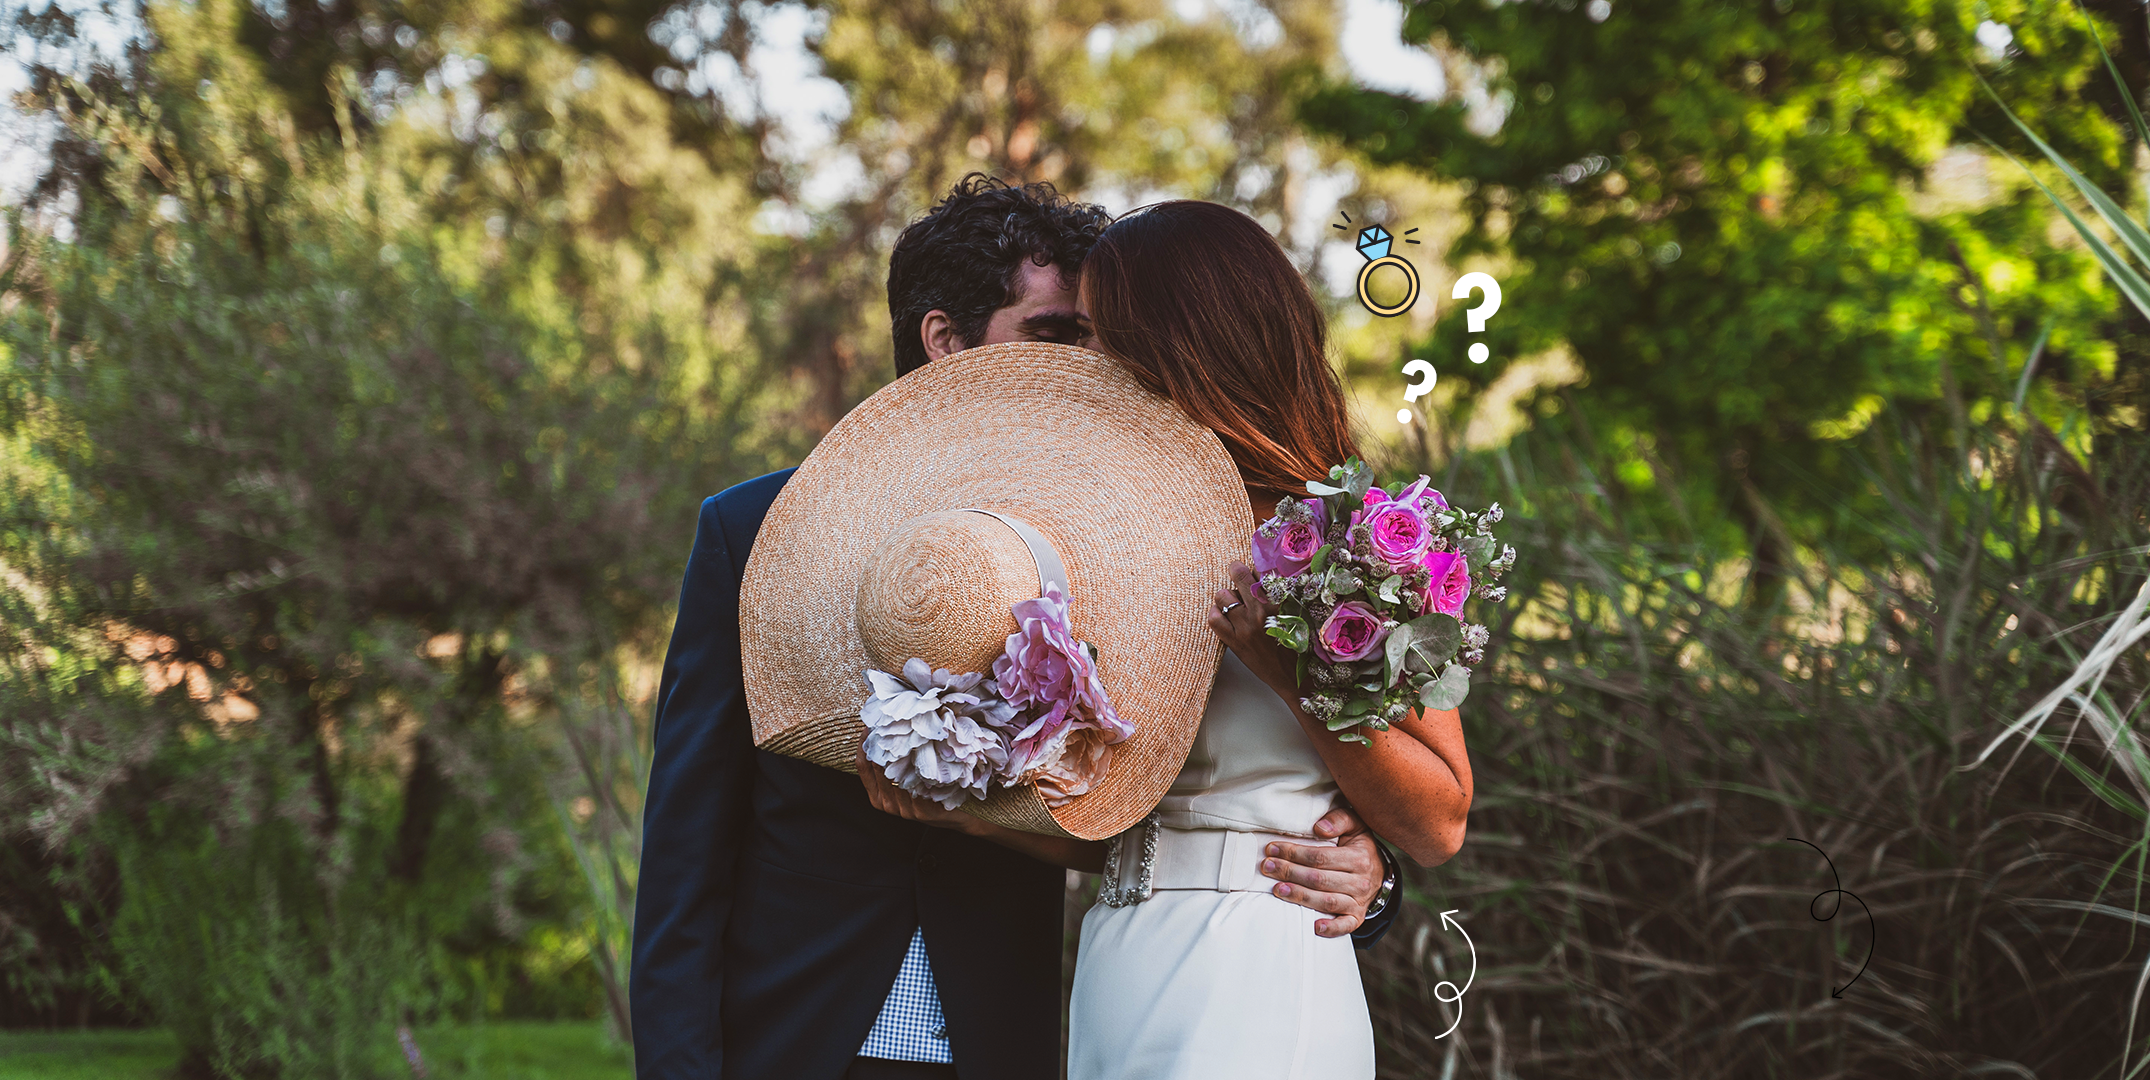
3, 0, 2149, 1075
0, 0, 1389, 1071
0, 0, 773, 1062
1303, 0, 2147, 571
1310, 3, 2150, 1073
0, 1022, 633, 1079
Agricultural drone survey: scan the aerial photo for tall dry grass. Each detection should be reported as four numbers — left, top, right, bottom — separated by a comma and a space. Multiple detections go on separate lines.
1359, 404, 2150, 1077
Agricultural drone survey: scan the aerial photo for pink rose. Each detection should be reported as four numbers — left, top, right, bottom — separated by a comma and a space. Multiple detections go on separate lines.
1315, 601, 1389, 663
1363, 502, 1431, 569
1252, 499, 1328, 577
992, 582, 1131, 777
1422, 551, 1472, 616
1391, 475, 1450, 514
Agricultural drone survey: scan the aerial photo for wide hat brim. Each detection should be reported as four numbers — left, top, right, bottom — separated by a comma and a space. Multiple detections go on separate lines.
740, 341, 1254, 839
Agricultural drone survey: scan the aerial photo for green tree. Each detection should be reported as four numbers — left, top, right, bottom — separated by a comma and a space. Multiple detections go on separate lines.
1, 0, 1401, 1059
1301, 0, 2138, 570
2, 0, 777, 1061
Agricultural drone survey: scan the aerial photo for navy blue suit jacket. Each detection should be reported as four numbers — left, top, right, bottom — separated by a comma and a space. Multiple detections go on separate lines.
630, 468, 1395, 1080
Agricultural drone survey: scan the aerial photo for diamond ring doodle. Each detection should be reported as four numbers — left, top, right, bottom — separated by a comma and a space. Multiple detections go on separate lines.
1333, 211, 1424, 318
1353, 226, 1421, 318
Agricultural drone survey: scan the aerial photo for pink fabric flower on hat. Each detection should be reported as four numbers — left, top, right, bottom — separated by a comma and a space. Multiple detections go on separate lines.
993, 582, 1131, 804
1315, 601, 1390, 663
1252, 499, 1328, 578
1422, 550, 1472, 617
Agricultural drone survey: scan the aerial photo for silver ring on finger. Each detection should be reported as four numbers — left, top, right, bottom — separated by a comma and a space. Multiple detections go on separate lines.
1220, 600, 1243, 616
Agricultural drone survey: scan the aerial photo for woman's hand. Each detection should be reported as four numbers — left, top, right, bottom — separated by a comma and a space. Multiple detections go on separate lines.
1206, 560, 1298, 701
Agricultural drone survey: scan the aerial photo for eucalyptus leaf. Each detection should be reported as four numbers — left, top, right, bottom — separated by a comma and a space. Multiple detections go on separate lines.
1377, 574, 1404, 604
1383, 621, 1418, 687
1306, 480, 1345, 496
1341, 696, 1375, 717
1419, 665, 1471, 710
1402, 613, 1463, 663
1343, 463, 1374, 502
1458, 535, 1497, 572
1308, 544, 1333, 576
1337, 730, 1372, 746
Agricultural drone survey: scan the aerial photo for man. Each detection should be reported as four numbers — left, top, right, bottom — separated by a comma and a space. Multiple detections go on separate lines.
630, 174, 1400, 1080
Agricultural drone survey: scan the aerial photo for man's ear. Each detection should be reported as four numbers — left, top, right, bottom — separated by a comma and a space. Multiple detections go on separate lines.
920, 310, 967, 362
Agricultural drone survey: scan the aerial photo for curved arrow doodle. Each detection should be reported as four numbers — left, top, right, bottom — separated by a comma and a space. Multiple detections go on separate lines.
1433, 909, 1476, 1039
1788, 836, 1874, 997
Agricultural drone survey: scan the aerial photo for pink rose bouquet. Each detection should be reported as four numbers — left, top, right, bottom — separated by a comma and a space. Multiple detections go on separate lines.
1254, 458, 1515, 745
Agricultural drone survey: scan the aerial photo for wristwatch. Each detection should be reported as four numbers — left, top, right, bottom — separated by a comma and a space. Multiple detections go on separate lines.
1363, 851, 1399, 921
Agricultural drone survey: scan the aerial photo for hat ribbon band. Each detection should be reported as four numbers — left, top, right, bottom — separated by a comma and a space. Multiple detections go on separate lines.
957, 508, 1068, 600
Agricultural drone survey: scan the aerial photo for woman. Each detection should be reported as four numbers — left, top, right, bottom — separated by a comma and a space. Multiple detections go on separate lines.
1066, 201, 1474, 1080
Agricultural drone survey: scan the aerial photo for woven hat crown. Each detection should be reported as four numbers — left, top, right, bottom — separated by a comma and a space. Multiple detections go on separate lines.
856, 510, 1046, 678
741, 341, 1254, 839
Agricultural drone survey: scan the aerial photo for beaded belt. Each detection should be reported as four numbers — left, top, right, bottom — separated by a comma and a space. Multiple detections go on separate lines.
1096, 814, 1335, 906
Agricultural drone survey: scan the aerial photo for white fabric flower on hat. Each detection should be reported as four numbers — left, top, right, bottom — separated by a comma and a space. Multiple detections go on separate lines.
860, 657, 1019, 810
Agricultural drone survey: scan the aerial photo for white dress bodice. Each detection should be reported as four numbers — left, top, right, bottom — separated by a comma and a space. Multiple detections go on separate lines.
1156, 650, 1342, 836
1068, 647, 1374, 1080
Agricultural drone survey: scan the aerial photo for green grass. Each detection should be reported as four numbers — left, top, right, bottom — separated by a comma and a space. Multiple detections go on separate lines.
0, 1022, 633, 1080
0, 1029, 176, 1080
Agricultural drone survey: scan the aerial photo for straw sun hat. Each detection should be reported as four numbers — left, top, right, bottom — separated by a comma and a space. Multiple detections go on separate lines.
740, 341, 1255, 840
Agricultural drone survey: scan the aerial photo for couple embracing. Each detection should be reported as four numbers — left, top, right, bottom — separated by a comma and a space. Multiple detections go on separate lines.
631, 176, 1474, 1080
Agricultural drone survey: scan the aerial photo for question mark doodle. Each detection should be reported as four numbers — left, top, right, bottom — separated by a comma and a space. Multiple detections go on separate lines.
1397, 359, 1436, 425
1451, 272, 1502, 363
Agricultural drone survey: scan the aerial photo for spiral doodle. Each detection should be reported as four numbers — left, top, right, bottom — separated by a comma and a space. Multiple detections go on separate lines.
1788, 836, 1875, 997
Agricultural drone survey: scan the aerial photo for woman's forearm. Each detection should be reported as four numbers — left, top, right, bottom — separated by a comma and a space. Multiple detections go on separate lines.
1280, 691, 1472, 866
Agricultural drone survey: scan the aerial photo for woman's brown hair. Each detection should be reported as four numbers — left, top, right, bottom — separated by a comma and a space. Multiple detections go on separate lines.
1082, 201, 1361, 505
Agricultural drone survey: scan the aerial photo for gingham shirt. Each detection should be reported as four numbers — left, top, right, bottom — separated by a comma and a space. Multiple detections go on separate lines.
858, 927, 953, 1063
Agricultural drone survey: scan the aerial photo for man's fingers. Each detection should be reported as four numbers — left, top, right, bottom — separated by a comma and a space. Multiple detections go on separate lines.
1314, 913, 1363, 938
1265, 840, 1374, 875
1260, 854, 1345, 891
1314, 806, 1368, 839
1266, 840, 1382, 910
1272, 881, 1358, 916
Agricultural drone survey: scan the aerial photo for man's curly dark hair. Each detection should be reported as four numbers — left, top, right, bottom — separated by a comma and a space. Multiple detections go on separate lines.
887, 174, 1112, 377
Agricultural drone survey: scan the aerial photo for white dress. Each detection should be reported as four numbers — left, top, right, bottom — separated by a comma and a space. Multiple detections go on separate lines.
1066, 650, 1376, 1080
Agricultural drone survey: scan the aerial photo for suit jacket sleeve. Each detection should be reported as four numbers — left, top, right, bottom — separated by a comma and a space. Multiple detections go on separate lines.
631, 493, 756, 1079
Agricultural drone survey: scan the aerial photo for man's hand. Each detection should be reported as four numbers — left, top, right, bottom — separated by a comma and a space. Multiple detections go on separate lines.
1259, 805, 1386, 938
855, 745, 1107, 872
856, 745, 988, 835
